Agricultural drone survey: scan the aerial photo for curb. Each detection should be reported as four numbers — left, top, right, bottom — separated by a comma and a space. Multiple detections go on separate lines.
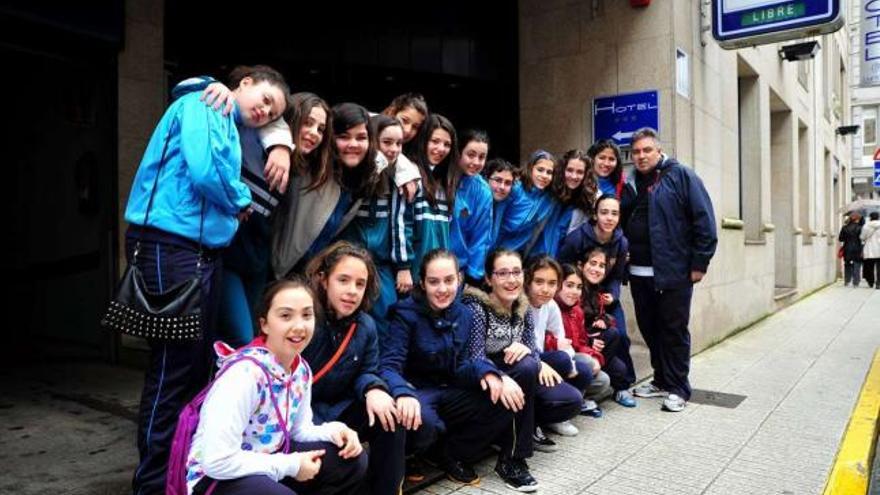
823, 349, 880, 495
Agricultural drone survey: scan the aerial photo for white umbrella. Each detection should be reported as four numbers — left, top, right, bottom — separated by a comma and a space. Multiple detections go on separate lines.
839, 198, 880, 214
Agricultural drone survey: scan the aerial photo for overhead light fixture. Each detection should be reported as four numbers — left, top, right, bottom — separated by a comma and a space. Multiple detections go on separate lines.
778, 41, 820, 62
836, 125, 859, 136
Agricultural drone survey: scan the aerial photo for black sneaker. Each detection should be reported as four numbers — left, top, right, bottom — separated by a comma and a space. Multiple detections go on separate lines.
532, 426, 558, 453
495, 456, 539, 492
444, 459, 480, 485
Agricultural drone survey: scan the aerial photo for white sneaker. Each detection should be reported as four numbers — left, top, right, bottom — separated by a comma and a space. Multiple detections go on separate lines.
545, 420, 579, 436
662, 394, 687, 412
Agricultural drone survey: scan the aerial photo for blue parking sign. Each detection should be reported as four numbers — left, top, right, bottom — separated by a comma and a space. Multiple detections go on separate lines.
593, 91, 659, 147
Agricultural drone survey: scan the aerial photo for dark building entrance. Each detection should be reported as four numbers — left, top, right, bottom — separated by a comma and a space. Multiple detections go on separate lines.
1, 3, 123, 365
165, 1, 520, 159
1, 0, 519, 366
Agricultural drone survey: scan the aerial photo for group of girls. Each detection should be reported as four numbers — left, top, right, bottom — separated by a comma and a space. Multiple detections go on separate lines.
122, 62, 644, 495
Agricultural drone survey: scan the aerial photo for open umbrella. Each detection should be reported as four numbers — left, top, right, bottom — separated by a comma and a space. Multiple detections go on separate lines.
839, 198, 880, 214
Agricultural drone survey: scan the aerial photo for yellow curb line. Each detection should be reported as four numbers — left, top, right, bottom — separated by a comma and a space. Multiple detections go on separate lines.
823, 349, 880, 495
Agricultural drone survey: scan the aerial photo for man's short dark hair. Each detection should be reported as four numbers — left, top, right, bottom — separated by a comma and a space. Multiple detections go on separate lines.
631, 127, 660, 146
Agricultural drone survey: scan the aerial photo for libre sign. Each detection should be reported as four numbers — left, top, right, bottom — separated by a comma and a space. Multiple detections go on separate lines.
712, 0, 843, 49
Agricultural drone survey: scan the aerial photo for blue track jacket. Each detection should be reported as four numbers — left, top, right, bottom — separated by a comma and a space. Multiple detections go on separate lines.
124, 93, 251, 248
495, 182, 555, 254
450, 175, 493, 280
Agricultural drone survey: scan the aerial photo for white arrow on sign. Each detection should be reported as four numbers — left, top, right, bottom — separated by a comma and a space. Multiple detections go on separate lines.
612, 130, 633, 141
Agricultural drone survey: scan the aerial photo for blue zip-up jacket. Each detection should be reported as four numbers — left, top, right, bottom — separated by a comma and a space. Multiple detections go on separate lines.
342, 174, 413, 269
531, 202, 572, 258
558, 224, 630, 305
496, 181, 556, 254
620, 156, 717, 290
301, 311, 388, 422
450, 175, 493, 280
412, 184, 451, 279
379, 295, 499, 398
490, 195, 513, 250
124, 93, 251, 248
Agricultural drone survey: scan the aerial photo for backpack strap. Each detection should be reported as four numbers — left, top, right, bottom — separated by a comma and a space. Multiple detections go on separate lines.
215, 355, 292, 453
313, 322, 357, 383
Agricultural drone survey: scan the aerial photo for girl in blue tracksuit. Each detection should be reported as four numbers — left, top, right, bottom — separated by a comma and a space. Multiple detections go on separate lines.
272, 103, 378, 277
495, 150, 558, 257
483, 158, 519, 249
558, 194, 637, 390
341, 115, 414, 330
533, 149, 598, 258
379, 249, 516, 486
410, 114, 459, 279
301, 241, 407, 495
124, 65, 290, 495
589, 140, 626, 198
450, 129, 494, 286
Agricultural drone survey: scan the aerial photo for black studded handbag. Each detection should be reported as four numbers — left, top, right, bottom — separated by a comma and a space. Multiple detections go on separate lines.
101, 122, 205, 341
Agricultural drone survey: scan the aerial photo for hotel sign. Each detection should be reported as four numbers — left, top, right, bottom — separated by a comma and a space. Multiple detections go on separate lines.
862, 0, 880, 87
712, 0, 843, 49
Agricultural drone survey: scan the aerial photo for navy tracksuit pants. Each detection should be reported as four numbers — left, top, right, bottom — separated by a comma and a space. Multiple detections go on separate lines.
408, 386, 513, 463
126, 227, 221, 495
336, 401, 407, 495
629, 275, 694, 400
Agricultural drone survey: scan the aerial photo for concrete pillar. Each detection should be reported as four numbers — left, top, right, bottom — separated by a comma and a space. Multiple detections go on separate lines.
739, 75, 762, 240
117, 0, 165, 269
771, 107, 796, 288
797, 123, 812, 242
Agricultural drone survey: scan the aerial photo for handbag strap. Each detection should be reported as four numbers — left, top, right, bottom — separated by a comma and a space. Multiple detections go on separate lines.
313, 322, 357, 383
133, 120, 205, 271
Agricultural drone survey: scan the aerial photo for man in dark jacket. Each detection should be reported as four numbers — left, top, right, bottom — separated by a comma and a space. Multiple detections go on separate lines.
620, 127, 717, 412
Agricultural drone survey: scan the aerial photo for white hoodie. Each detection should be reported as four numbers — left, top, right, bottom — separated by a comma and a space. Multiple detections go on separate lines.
185, 344, 344, 494
861, 219, 880, 259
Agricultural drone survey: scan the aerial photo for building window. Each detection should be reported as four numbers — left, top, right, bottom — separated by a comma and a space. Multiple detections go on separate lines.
864, 106, 878, 156
797, 58, 810, 91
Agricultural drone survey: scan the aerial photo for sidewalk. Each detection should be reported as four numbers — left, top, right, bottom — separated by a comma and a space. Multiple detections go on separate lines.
419, 285, 880, 495
0, 285, 876, 495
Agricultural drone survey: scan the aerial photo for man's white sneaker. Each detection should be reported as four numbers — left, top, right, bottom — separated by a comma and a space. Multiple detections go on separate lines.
662, 394, 687, 412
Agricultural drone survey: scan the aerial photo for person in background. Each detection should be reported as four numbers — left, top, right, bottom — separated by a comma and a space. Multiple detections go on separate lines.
839, 211, 864, 287
861, 211, 880, 289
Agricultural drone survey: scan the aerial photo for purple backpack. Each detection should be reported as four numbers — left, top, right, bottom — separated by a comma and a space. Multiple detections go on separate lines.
165, 354, 291, 495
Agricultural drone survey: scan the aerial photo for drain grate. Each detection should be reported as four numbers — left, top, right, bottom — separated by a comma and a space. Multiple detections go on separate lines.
688, 389, 747, 409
